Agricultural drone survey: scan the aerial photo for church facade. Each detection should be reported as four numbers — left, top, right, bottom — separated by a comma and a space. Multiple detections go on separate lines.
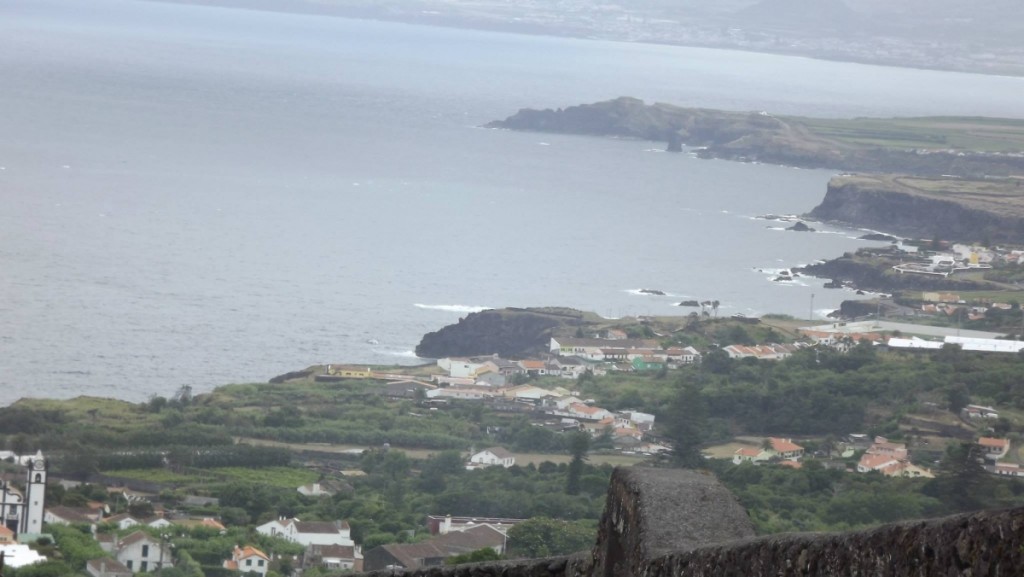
0, 451, 47, 536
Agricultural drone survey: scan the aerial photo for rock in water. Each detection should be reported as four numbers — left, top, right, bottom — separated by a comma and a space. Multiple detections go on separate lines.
786, 221, 815, 232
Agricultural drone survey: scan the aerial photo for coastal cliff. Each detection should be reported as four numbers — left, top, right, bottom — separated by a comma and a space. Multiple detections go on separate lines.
809, 174, 1024, 244
414, 307, 590, 359
488, 98, 1024, 177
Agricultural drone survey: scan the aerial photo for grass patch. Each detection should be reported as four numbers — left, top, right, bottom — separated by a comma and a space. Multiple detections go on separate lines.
100, 468, 205, 484
211, 466, 319, 488
802, 116, 1024, 153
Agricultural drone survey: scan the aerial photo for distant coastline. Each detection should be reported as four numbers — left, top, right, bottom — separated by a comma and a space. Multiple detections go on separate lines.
151, 0, 1024, 78
489, 97, 1024, 244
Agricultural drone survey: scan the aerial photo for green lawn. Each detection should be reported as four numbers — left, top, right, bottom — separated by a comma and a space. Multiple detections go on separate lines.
211, 466, 319, 488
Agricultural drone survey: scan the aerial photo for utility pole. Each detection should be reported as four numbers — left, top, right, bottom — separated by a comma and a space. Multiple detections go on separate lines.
809, 293, 815, 322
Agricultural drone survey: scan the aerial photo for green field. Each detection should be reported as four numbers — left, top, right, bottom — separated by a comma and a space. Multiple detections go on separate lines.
801, 116, 1024, 153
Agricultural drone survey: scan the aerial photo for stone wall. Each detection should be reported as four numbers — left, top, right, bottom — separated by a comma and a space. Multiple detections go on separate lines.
355, 467, 1024, 577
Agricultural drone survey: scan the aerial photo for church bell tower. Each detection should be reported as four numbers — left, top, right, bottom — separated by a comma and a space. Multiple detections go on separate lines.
21, 451, 46, 535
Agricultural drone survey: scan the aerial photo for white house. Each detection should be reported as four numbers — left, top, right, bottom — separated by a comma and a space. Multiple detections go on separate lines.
297, 483, 335, 498
256, 518, 355, 547
978, 437, 1011, 460
665, 346, 702, 365
224, 545, 270, 577
733, 438, 804, 464
427, 387, 494, 401
146, 517, 172, 530
44, 505, 102, 526
566, 403, 614, 421
469, 447, 515, 468
501, 385, 558, 402
991, 463, 1024, 477
961, 404, 1000, 419
115, 531, 173, 573
437, 358, 488, 378
732, 447, 768, 465
549, 337, 660, 360
857, 453, 902, 474
103, 514, 140, 531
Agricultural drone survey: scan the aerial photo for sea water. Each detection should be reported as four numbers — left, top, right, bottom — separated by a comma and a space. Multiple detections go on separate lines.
2, 0, 1023, 405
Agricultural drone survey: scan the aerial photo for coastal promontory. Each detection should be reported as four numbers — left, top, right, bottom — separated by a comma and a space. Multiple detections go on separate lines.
414, 307, 593, 359
809, 174, 1024, 244
488, 97, 1024, 177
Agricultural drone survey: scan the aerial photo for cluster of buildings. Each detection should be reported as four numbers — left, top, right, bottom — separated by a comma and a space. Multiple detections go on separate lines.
731, 433, 1020, 480
0, 451, 365, 576
731, 438, 806, 466
914, 291, 1018, 323
853, 437, 933, 478
888, 243, 1018, 276
363, 514, 523, 572
380, 375, 662, 454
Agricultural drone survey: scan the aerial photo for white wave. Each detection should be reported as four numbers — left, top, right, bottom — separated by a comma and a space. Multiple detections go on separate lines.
413, 303, 491, 313
376, 349, 421, 359
625, 288, 691, 298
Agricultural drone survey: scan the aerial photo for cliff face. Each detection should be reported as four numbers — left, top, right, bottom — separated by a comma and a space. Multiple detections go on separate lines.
414, 307, 586, 359
809, 175, 1024, 244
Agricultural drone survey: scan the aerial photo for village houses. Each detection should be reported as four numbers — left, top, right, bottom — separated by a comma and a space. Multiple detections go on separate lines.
732, 438, 805, 465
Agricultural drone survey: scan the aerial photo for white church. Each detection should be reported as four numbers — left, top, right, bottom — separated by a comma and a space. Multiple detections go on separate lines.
0, 450, 47, 537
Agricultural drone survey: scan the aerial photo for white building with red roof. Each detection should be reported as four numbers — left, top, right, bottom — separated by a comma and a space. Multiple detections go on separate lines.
732, 447, 769, 465
865, 437, 908, 460
767, 438, 805, 460
978, 437, 1011, 460
732, 438, 805, 464
857, 453, 902, 474
224, 545, 270, 577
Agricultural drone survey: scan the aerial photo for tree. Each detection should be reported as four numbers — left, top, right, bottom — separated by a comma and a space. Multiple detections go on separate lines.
418, 450, 464, 493
506, 517, 595, 558
923, 442, 989, 511
664, 382, 707, 468
702, 348, 733, 375
128, 500, 155, 519
946, 384, 970, 413
565, 432, 590, 495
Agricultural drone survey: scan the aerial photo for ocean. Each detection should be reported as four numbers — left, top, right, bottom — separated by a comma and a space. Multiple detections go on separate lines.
2, 0, 1023, 406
